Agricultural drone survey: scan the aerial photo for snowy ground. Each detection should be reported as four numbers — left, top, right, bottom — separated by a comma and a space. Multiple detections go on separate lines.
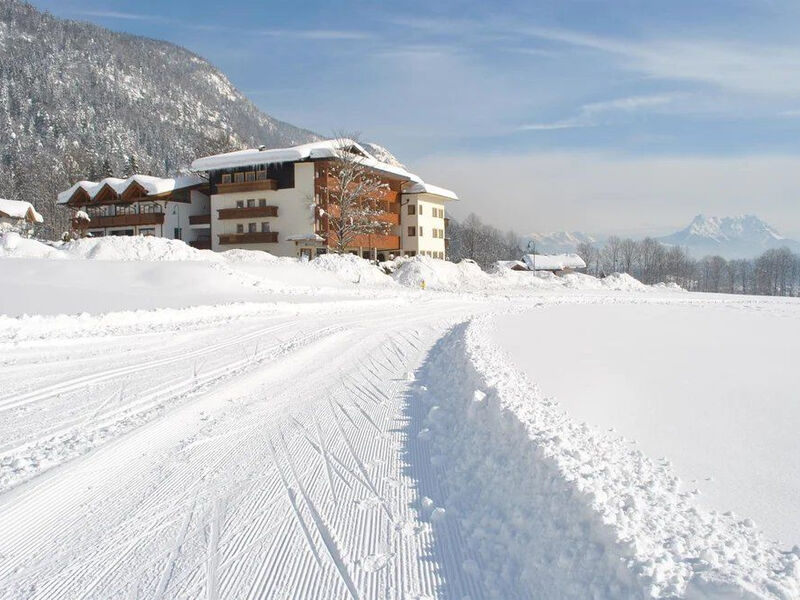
1, 236, 798, 599
491, 302, 800, 546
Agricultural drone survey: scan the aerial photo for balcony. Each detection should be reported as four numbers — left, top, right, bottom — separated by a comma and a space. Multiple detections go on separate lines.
347, 234, 401, 250
217, 206, 278, 220
215, 179, 278, 194
189, 214, 211, 226
75, 213, 165, 228
218, 232, 278, 245
189, 239, 211, 250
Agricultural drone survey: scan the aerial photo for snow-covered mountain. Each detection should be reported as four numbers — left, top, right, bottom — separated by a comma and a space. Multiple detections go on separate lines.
658, 214, 800, 259
0, 0, 319, 237
525, 231, 599, 253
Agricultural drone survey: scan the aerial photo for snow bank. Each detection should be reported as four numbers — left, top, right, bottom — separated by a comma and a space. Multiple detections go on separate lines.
60, 236, 220, 262
0, 232, 62, 259
392, 256, 489, 291
310, 253, 394, 286
410, 317, 800, 598
392, 255, 660, 294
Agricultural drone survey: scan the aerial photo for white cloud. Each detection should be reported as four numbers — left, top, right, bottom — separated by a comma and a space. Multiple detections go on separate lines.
521, 94, 676, 131
524, 26, 800, 97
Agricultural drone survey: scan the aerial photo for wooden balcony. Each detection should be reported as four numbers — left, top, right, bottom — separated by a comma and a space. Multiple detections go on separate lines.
376, 212, 400, 225
217, 206, 278, 220
189, 239, 211, 250
347, 234, 401, 250
189, 214, 211, 225
215, 179, 278, 194
218, 232, 278, 245
77, 213, 165, 228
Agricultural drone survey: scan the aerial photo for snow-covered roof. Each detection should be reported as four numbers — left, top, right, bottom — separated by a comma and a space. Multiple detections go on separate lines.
57, 174, 206, 204
0, 198, 43, 223
286, 233, 325, 242
403, 181, 458, 201
496, 260, 528, 271
191, 139, 423, 183
522, 253, 586, 271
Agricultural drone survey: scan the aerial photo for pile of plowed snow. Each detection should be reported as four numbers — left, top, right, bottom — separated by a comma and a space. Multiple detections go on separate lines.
311, 253, 393, 286
391, 255, 656, 293
411, 316, 800, 598
2, 234, 666, 294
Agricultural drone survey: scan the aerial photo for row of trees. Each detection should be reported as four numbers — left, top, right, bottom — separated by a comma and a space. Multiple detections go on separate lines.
576, 238, 800, 296
446, 214, 800, 297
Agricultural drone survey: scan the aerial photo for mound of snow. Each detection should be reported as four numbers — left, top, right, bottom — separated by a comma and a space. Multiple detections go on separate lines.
413, 317, 800, 599
391, 256, 491, 291
310, 253, 394, 286
0, 233, 63, 259
60, 236, 220, 262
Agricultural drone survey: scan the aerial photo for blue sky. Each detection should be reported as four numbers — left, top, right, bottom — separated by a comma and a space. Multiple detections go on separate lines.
30, 0, 800, 236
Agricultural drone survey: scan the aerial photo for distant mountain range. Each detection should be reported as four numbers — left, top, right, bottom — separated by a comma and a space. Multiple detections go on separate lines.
657, 215, 800, 259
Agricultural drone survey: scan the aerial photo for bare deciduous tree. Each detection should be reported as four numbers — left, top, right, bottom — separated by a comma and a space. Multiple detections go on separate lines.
317, 136, 392, 255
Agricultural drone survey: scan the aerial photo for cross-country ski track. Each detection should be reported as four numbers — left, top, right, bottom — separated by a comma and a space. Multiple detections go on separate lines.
0, 294, 798, 599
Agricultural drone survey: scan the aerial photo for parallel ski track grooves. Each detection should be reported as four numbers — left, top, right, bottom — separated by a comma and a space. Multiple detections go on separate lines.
0, 308, 467, 599
0, 320, 295, 413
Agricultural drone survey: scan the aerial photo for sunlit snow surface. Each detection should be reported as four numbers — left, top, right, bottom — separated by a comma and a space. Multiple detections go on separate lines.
1, 234, 798, 599
492, 303, 800, 545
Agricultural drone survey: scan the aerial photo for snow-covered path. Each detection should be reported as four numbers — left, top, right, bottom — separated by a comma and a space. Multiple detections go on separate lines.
1, 292, 799, 599
0, 298, 478, 599
0, 292, 502, 598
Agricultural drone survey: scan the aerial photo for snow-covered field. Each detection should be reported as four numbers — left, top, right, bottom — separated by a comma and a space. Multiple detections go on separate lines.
0, 235, 798, 599
491, 302, 800, 546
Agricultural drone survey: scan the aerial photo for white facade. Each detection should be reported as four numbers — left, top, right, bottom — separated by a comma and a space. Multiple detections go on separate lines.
400, 193, 449, 259
211, 163, 317, 256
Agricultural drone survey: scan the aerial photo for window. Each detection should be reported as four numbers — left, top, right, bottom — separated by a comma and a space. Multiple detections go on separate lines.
173, 227, 182, 240
221, 174, 232, 184
261, 222, 270, 232
236, 200, 244, 208
256, 170, 267, 181
407, 250, 416, 257
408, 204, 416, 215
234, 172, 245, 183
407, 226, 416, 237
245, 171, 255, 182
418, 205, 423, 215
247, 199, 255, 208
248, 222, 257, 233
236, 224, 244, 233
139, 227, 155, 237
259, 198, 266, 207
419, 226, 424, 237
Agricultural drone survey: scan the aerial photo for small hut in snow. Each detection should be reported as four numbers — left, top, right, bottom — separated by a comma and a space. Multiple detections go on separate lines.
522, 253, 586, 275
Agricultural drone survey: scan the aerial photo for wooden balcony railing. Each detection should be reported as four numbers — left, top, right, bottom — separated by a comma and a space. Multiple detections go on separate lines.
217, 206, 278, 220
215, 179, 278, 194
76, 213, 165, 228
218, 232, 279, 245
346, 234, 401, 250
189, 214, 211, 225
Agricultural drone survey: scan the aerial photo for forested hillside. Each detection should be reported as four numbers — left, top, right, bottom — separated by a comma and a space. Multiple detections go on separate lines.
0, 0, 318, 237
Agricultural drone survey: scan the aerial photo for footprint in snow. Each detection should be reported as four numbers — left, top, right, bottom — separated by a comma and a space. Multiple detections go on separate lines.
356, 552, 393, 573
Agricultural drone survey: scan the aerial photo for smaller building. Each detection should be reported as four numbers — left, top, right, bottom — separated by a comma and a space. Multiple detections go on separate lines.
495, 260, 528, 271
521, 253, 587, 274
0, 198, 43, 231
57, 175, 210, 247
